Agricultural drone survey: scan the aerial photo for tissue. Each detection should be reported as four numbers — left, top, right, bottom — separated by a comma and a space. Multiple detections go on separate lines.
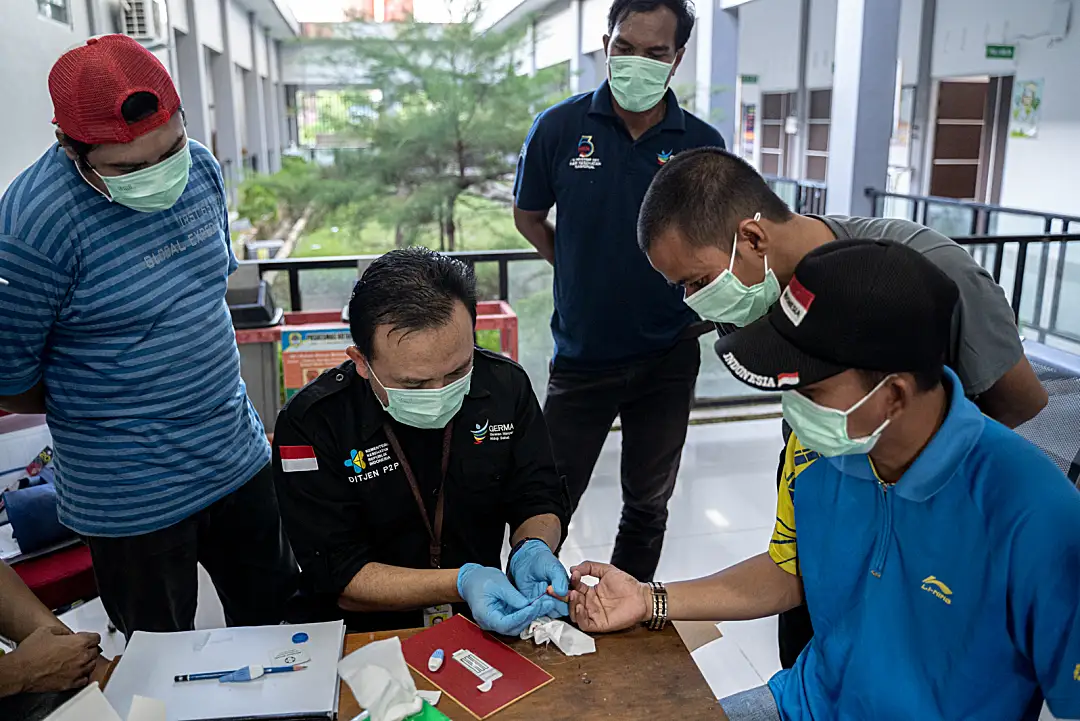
338, 637, 424, 721
520, 617, 596, 656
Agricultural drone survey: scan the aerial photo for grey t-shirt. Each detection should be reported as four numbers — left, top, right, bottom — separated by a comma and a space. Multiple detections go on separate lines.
813, 215, 1023, 397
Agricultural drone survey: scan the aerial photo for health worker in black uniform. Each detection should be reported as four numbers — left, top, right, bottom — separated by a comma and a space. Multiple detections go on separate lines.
274, 248, 570, 635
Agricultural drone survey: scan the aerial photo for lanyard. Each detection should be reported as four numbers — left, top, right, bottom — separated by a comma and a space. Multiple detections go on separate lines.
382, 421, 454, 569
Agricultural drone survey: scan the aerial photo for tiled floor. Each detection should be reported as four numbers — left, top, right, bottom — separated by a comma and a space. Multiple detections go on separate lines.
57, 417, 1057, 718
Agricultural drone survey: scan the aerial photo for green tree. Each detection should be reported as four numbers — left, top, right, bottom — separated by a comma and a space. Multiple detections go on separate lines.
310, 3, 565, 251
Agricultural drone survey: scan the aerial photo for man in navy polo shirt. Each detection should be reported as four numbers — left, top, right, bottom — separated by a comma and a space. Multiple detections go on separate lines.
512, 0, 725, 582
566, 240, 1080, 720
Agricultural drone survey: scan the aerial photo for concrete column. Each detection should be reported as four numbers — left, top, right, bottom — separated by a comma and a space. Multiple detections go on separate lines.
244, 13, 269, 174
525, 20, 538, 76
694, 0, 738, 146
175, 0, 212, 146
824, 0, 901, 216
569, 0, 586, 94
909, 0, 936, 196
265, 32, 282, 172
277, 45, 293, 150
211, 0, 243, 204
284, 84, 299, 147
790, 0, 811, 179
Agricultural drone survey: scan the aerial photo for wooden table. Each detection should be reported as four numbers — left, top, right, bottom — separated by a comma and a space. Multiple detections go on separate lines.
338, 625, 718, 720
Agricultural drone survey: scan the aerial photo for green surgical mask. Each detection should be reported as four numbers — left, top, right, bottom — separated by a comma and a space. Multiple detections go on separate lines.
608, 55, 673, 113
368, 364, 473, 430
683, 215, 781, 326
781, 375, 894, 458
92, 142, 192, 213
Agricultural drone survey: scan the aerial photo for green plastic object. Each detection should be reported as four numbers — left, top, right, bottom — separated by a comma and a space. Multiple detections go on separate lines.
407, 701, 450, 721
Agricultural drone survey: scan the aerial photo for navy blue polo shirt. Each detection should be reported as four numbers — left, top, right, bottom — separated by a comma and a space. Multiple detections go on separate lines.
514, 82, 725, 370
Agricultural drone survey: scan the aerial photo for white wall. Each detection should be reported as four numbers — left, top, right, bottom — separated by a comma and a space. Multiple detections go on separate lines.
534, 2, 576, 70
581, 0, 609, 54
196, 0, 225, 53
738, 0, 801, 91
228, 1, 254, 71
0, 0, 94, 189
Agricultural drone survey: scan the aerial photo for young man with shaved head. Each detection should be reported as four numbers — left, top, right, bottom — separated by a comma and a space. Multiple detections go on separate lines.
637, 147, 1048, 666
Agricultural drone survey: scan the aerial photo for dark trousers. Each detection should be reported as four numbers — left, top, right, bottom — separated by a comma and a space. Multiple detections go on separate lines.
775, 420, 815, 668
86, 463, 299, 639
0, 690, 75, 721
544, 338, 700, 582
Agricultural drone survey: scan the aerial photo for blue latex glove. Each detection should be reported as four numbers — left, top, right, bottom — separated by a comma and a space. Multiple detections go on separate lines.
457, 564, 550, 636
508, 539, 570, 618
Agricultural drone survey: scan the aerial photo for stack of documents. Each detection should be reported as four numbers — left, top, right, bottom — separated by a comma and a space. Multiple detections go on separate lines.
104, 621, 346, 721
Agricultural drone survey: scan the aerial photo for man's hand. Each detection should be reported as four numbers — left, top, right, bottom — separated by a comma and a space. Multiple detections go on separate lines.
569, 561, 652, 633
10, 627, 101, 694
508, 540, 569, 618
457, 564, 550, 636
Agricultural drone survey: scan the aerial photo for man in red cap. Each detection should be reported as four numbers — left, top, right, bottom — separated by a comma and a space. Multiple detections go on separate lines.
0, 36, 298, 645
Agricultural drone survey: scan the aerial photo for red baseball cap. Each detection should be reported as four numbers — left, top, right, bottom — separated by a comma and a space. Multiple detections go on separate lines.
49, 34, 181, 145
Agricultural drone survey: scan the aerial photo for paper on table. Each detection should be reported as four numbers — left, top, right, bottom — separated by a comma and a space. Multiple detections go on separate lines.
103, 621, 345, 721
338, 636, 423, 721
44, 683, 122, 721
126, 696, 167, 721
520, 617, 596, 656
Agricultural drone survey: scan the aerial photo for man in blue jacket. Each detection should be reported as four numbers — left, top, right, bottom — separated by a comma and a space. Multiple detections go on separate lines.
566, 239, 1080, 720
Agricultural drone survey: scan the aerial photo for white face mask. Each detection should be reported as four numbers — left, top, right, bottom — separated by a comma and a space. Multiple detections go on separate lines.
781, 374, 895, 458
682, 213, 782, 326
368, 364, 473, 430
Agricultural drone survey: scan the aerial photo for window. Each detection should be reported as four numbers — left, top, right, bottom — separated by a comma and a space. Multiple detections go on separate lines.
760, 92, 794, 177
804, 89, 831, 182
38, 0, 70, 24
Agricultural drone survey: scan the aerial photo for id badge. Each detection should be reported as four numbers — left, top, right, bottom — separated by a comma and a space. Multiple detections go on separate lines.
423, 604, 453, 628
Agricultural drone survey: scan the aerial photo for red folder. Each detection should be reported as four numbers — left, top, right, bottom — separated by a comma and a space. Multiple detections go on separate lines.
401, 615, 553, 719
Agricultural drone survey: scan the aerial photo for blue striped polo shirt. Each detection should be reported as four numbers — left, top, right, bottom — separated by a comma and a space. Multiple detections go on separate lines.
0, 141, 269, 537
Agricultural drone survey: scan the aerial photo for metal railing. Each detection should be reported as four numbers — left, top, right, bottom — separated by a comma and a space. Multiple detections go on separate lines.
254, 249, 540, 312
868, 188, 1080, 348
764, 176, 828, 215
247, 187, 1080, 404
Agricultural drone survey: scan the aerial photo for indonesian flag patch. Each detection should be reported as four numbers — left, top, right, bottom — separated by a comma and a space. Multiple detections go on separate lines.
280, 446, 319, 473
780, 275, 816, 327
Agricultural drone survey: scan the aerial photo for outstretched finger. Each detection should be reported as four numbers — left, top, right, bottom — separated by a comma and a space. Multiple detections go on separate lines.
569, 560, 611, 580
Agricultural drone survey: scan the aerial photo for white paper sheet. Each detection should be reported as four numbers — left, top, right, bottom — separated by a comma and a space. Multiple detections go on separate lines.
0, 524, 19, 561
103, 621, 345, 721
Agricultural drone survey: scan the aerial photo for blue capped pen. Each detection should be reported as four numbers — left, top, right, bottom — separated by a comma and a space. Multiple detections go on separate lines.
174, 664, 306, 683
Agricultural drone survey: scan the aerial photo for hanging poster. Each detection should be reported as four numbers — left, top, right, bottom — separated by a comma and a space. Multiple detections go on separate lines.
742, 104, 756, 159
1009, 79, 1044, 138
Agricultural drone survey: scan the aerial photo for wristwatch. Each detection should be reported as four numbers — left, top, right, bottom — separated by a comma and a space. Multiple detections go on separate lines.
645, 581, 669, 631
505, 537, 544, 585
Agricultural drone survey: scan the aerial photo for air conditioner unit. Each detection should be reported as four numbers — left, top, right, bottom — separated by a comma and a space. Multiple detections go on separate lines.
120, 0, 169, 49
